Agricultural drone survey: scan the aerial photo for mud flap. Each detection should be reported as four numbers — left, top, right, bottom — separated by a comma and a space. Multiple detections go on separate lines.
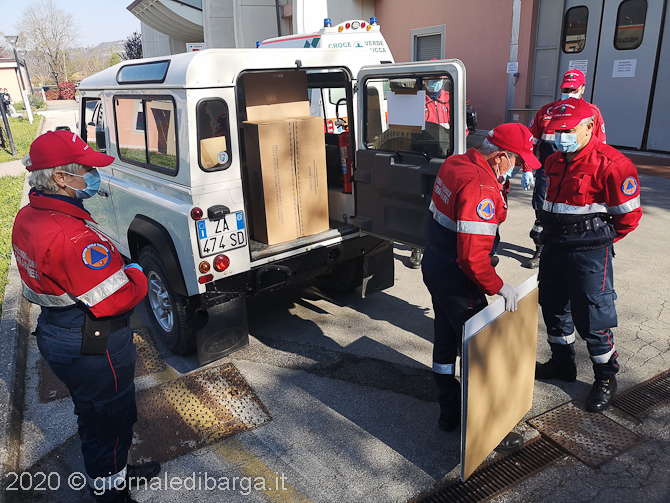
195, 295, 249, 366
361, 240, 394, 298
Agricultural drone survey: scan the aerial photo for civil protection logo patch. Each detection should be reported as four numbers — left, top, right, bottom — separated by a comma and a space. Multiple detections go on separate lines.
621, 177, 638, 196
477, 199, 495, 220
82, 243, 111, 270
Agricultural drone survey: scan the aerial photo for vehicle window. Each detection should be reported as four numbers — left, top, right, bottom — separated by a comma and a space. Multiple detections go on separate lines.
328, 88, 346, 106
115, 96, 178, 174
562, 6, 589, 54
82, 98, 103, 151
364, 74, 453, 158
196, 99, 232, 171
615, 0, 647, 50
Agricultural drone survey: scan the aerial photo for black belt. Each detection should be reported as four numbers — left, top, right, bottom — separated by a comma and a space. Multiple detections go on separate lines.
109, 319, 129, 332
544, 217, 609, 236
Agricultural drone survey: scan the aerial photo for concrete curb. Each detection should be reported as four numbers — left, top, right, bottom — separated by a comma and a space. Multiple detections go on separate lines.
0, 116, 44, 488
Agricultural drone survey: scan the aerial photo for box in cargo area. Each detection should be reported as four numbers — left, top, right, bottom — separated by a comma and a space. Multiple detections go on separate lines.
243, 121, 300, 245
243, 71, 329, 245
291, 116, 329, 237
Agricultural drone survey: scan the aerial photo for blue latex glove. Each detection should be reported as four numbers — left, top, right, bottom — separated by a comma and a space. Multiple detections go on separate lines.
521, 171, 534, 190
124, 263, 143, 273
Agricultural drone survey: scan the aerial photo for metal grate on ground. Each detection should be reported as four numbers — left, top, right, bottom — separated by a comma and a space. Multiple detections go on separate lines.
527, 401, 644, 468
38, 327, 168, 402
612, 369, 670, 419
129, 363, 271, 465
413, 436, 567, 503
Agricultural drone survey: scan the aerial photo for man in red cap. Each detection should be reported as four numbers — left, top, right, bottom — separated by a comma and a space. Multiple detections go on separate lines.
534, 98, 642, 413
521, 69, 607, 269
422, 122, 541, 451
12, 130, 158, 503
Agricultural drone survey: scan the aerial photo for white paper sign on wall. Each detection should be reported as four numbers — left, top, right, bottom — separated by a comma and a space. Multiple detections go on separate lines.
506, 62, 519, 74
568, 60, 588, 74
612, 59, 637, 78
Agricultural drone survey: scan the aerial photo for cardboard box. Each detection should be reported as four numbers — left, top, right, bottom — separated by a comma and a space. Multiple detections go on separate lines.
200, 136, 228, 169
244, 122, 300, 245
292, 116, 329, 236
243, 71, 329, 245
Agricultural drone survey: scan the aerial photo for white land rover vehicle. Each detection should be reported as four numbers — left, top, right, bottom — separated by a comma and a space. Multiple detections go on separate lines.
77, 48, 467, 365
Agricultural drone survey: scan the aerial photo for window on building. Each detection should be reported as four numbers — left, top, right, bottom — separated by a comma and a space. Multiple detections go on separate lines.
615, 0, 647, 50
115, 96, 178, 174
196, 99, 232, 171
364, 74, 453, 159
562, 6, 589, 54
411, 26, 445, 61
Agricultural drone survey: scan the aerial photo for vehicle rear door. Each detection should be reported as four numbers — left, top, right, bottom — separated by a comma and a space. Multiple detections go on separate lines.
353, 60, 466, 248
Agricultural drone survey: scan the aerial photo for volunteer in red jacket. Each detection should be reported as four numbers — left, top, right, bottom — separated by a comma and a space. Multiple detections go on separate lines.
12, 130, 158, 503
422, 123, 541, 451
535, 98, 641, 413
522, 69, 607, 268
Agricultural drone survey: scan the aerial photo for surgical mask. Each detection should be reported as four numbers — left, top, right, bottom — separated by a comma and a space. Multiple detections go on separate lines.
497, 153, 515, 183
561, 92, 581, 100
426, 80, 443, 94
64, 168, 101, 199
554, 132, 581, 153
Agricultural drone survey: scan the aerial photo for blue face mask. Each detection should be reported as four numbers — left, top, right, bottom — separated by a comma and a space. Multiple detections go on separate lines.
554, 132, 580, 153
426, 80, 443, 94
561, 92, 581, 100
65, 168, 101, 199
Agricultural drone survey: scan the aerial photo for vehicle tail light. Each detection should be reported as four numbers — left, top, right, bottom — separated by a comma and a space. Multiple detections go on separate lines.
345, 23, 351, 29
338, 26, 344, 32
361, 22, 366, 28
199, 261, 210, 273
191, 207, 203, 220
366, 24, 372, 31
213, 254, 230, 272
198, 274, 214, 284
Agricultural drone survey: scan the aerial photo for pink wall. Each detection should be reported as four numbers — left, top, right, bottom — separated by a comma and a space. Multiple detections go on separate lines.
375, 0, 537, 130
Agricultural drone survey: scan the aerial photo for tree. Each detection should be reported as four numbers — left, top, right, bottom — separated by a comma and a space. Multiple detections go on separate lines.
121, 31, 143, 60
17, 0, 78, 85
109, 53, 121, 66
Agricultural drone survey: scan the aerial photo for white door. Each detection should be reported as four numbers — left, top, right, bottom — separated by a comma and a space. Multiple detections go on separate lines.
591, 0, 665, 148
645, 1, 670, 151
557, 0, 604, 102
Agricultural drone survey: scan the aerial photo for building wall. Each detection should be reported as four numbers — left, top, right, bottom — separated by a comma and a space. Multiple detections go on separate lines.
375, 0, 536, 129
327, 0, 375, 25
0, 64, 29, 104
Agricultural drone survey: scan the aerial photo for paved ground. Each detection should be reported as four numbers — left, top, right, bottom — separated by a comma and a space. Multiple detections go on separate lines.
3, 102, 670, 502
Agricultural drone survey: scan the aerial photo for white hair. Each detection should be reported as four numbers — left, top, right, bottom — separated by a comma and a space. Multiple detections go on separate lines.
27, 162, 82, 194
478, 132, 516, 157
579, 116, 595, 127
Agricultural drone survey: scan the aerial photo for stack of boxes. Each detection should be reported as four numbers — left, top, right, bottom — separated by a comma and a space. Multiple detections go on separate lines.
243, 71, 330, 245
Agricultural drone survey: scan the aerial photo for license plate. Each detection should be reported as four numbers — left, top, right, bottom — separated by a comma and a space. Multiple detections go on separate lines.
195, 212, 246, 257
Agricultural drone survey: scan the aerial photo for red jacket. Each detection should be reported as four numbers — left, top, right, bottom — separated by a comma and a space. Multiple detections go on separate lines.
542, 139, 642, 243
12, 191, 147, 318
425, 90, 450, 127
429, 148, 506, 295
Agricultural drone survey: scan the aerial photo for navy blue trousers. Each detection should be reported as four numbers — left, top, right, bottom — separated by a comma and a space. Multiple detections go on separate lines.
538, 245, 619, 379
530, 167, 547, 245
36, 320, 137, 502
422, 245, 488, 415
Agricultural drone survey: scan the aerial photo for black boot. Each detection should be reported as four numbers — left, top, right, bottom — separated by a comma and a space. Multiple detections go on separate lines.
435, 373, 461, 432
585, 377, 617, 413
409, 248, 422, 269
535, 359, 577, 382
494, 431, 524, 453
127, 461, 161, 480
106, 487, 139, 503
524, 244, 543, 269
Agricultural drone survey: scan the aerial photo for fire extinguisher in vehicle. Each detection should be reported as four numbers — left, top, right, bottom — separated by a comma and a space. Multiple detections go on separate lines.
338, 130, 352, 193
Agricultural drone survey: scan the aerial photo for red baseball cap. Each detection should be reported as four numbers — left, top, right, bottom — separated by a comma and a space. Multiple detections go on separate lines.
546, 98, 594, 131
487, 123, 541, 170
560, 69, 585, 90
26, 130, 114, 172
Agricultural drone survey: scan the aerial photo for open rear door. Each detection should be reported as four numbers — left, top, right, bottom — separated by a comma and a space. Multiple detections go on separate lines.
352, 60, 467, 248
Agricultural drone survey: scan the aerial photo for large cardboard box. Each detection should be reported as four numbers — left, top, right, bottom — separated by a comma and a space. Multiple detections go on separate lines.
243, 122, 300, 245
243, 71, 329, 245
292, 116, 329, 237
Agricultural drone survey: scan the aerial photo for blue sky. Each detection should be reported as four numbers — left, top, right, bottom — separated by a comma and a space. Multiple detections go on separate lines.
0, 0, 141, 48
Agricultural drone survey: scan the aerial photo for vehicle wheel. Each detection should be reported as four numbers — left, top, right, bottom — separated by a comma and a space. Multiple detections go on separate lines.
316, 257, 364, 293
139, 245, 198, 355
